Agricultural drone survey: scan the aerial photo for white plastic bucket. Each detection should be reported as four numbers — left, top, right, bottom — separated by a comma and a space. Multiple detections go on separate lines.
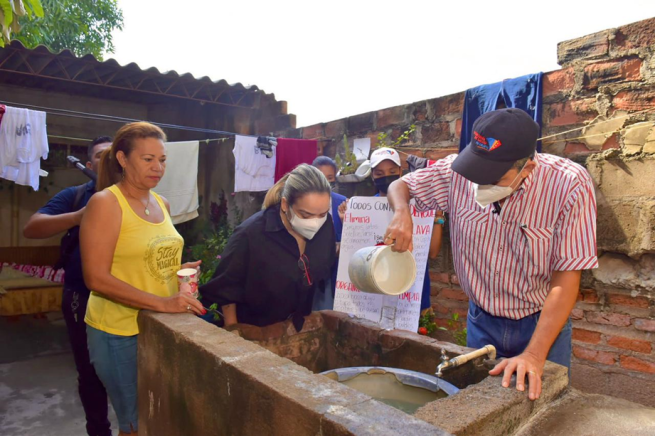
348, 245, 417, 295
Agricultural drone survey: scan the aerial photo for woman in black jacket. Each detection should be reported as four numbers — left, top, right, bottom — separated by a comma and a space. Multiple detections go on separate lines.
201, 164, 335, 331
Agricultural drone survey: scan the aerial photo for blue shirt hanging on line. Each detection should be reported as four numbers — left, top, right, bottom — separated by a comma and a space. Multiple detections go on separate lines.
459, 72, 543, 152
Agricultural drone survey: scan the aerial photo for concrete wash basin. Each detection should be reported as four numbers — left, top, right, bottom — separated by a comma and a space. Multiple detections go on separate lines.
135, 310, 655, 435
138, 310, 582, 435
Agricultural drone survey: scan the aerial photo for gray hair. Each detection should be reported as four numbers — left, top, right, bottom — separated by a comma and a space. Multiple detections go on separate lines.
262, 164, 330, 209
512, 153, 535, 170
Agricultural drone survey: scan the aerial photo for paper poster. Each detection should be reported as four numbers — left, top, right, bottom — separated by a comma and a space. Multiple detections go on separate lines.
353, 138, 371, 163
333, 197, 434, 332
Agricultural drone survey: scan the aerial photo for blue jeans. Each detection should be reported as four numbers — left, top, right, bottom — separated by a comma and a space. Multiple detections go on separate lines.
87, 326, 138, 433
63, 288, 111, 436
466, 301, 572, 371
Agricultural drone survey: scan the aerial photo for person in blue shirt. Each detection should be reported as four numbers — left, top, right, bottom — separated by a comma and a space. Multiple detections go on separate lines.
23, 136, 113, 436
339, 147, 444, 316
312, 156, 347, 311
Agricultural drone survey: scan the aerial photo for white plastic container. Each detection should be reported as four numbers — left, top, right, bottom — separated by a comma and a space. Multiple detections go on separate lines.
336, 160, 372, 183
348, 245, 417, 295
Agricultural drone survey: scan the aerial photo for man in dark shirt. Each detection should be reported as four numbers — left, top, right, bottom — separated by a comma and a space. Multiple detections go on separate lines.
23, 136, 112, 436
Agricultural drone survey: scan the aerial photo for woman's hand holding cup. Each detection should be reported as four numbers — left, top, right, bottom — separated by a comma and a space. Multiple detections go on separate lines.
161, 260, 205, 315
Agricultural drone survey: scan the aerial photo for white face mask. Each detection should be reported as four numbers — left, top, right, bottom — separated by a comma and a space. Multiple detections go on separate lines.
287, 208, 327, 240
472, 162, 528, 209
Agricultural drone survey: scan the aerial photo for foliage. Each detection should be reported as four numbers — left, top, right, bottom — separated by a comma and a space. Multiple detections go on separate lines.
0, 0, 43, 46
184, 199, 240, 286
433, 311, 468, 346
188, 227, 231, 285
335, 125, 416, 176
207, 303, 222, 322
377, 124, 416, 149
179, 198, 240, 324
335, 133, 359, 175
447, 312, 468, 347
418, 308, 438, 335
1, 0, 124, 60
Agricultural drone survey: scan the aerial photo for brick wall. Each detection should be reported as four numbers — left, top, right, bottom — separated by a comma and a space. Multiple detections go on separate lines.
278, 17, 655, 406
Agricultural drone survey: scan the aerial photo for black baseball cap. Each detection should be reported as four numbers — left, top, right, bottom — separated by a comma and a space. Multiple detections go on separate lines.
452, 108, 539, 185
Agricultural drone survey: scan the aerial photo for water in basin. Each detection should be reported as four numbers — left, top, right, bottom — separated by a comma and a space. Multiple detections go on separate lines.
322, 367, 457, 415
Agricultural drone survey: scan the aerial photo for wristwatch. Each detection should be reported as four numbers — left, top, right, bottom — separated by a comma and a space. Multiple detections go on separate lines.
434, 212, 445, 225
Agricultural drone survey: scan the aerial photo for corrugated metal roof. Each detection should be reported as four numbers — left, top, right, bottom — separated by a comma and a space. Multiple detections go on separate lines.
0, 41, 275, 108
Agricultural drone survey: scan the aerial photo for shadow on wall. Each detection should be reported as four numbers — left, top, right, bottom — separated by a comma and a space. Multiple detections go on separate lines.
589, 156, 655, 260
197, 137, 266, 225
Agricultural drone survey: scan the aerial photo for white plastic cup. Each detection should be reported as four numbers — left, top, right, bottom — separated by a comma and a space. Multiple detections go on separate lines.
348, 245, 417, 295
177, 268, 199, 298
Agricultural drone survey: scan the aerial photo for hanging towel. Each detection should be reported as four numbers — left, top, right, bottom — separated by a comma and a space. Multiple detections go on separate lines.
153, 141, 200, 224
0, 106, 48, 191
234, 135, 276, 192
460, 72, 543, 152
274, 138, 318, 182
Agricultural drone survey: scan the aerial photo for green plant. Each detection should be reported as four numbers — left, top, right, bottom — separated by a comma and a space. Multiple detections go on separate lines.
188, 228, 231, 285
418, 309, 438, 335
447, 312, 468, 347
0, 0, 44, 47
335, 133, 359, 175
206, 303, 222, 322
3, 0, 124, 59
188, 200, 242, 324
184, 199, 240, 286
377, 124, 416, 149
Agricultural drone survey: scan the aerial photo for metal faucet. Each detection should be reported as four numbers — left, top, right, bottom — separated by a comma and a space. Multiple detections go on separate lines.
436, 345, 497, 378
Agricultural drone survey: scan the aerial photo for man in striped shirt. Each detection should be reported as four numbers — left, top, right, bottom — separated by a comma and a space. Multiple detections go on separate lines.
384, 108, 597, 401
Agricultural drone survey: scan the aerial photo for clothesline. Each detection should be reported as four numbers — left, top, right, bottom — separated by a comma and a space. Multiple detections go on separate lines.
538, 106, 655, 141
0, 100, 331, 143
541, 121, 655, 144
391, 107, 655, 155
7, 100, 653, 155
1, 100, 240, 137
1, 103, 322, 195
391, 123, 655, 156
47, 133, 229, 145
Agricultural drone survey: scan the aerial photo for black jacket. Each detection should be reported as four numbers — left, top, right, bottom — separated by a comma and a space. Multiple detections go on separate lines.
200, 205, 335, 331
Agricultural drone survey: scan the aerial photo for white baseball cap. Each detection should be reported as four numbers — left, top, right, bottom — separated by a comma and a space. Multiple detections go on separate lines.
370, 147, 401, 168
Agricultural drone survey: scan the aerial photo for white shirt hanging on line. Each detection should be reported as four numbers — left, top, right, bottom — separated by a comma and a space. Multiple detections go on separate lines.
233, 135, 276, 192
0, 106, 49, 191
153, 141, 200, 224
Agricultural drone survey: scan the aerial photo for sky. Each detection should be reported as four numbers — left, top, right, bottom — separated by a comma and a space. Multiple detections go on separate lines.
110, 1, 655, 128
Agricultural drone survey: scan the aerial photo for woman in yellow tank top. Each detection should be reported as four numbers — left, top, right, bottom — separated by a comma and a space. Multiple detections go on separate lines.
80, 122, 204, 436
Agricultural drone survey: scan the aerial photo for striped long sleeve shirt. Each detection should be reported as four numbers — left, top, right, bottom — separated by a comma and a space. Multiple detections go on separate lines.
402, 153, 598, 319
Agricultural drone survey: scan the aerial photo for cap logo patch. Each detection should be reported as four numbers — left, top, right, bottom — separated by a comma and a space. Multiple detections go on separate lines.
474, 131, 502, 151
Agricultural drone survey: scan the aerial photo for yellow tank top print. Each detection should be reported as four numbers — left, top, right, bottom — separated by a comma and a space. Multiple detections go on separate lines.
85, 185, 184, 336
